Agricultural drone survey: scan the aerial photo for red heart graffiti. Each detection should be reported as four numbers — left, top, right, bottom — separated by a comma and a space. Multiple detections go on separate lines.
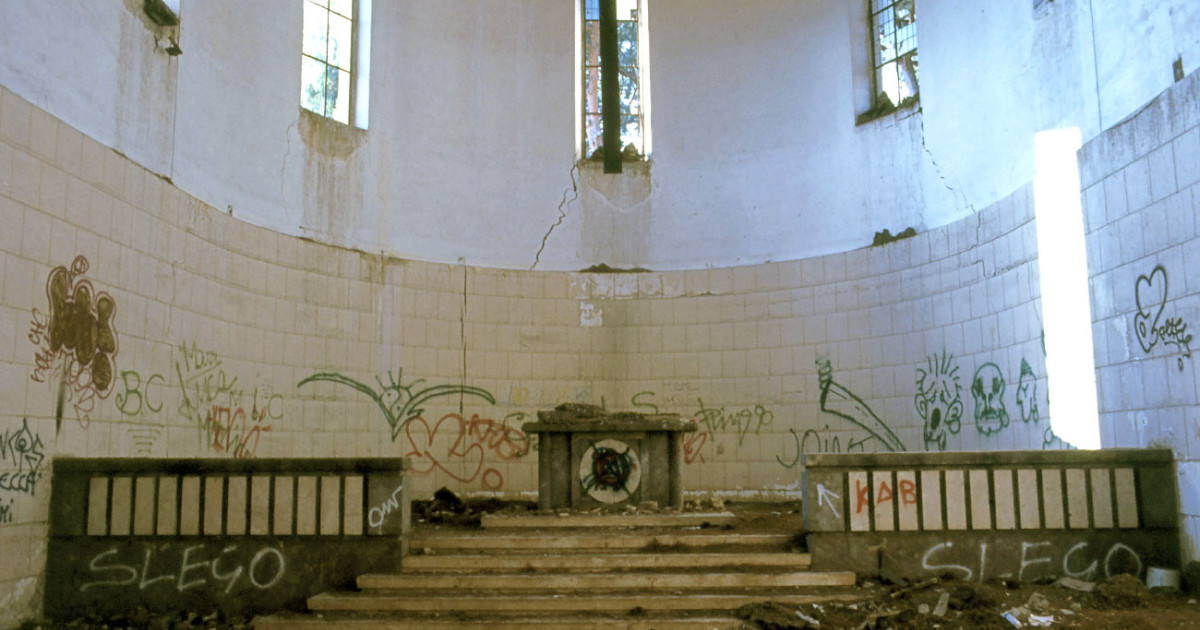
402, 413, 486, 484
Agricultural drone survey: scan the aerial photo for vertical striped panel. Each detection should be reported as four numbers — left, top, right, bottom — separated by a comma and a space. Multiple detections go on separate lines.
250, 476, 272, 535
945, 471, 967, 530
873, 471, 895, 532
87, 477, 110, 536
1091, 469, 1114, 528
993, 470, 1016, 530
226, 476, 248, 535
203, 477, 224, 535
156, 476, 178, 535
1114, 468, 1139, 528
848, 471, 871, 532
969, 469, 991, 530
1041, 469, 1065, 529
320, 476, 342, 535
133, 476, 157, 535
1065, 469, 1089, 529
343, 475, 364, 536
179, 476, 202, 535
920, 470, 943, 531
896, 471, 919, 531
273, 476, 295, 535
110, 477, 133, 536
296, 476, 318, 535
1017, 469, 1040, 529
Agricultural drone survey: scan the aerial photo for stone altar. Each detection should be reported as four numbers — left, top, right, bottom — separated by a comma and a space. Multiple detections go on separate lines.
523, 403, 696, 511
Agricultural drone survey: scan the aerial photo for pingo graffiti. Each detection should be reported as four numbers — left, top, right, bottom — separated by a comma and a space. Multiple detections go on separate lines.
694, 399, 774, 447
0, 418, 46, 495
1134, 264, 1193, 371
29, 255, 118, 431
80, 544, 286, 594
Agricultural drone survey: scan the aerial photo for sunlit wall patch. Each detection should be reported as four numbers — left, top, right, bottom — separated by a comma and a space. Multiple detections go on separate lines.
1033, 127, 1100, 449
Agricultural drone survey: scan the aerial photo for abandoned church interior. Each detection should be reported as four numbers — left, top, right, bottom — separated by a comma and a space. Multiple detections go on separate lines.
2, 0, 1200, 627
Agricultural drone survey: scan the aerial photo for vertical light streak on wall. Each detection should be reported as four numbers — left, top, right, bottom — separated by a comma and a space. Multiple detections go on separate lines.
1033, 127, 1100, 449
354, 0, 372, 129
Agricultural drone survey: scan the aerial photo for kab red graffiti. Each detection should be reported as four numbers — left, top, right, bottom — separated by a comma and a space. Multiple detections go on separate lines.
855, 477, 917, 514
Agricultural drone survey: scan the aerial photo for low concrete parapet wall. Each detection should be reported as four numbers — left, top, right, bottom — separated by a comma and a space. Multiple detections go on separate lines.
45, 458, 411, 619
802, 449, 1179, 582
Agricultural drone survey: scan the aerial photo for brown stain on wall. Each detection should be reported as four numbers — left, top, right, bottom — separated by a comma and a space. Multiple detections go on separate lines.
299, 109, 367, 243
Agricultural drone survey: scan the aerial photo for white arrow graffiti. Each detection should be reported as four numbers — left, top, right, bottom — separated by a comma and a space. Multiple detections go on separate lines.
817, 483, 841, 519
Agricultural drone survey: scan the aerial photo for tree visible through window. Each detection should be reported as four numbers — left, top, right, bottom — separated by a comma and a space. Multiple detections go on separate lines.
583, 0, 645, 172
301, 0, 354, 124
871, 0, 918, 110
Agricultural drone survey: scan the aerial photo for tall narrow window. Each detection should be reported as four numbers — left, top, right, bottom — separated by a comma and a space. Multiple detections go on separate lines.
870, 0, 918, 109
583, 0, 647, 173
301, 0, 355, 124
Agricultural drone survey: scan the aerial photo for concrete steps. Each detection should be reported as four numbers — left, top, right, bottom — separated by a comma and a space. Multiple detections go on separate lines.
252, 510, 858, 629
402, 551, 811, 572
253, 615, 750, 630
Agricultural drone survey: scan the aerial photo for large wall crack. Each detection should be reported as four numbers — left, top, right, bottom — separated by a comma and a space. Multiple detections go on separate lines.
531, 164, 580, 270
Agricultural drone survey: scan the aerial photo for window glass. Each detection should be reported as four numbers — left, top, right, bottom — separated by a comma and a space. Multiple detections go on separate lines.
301, 0, 354, 124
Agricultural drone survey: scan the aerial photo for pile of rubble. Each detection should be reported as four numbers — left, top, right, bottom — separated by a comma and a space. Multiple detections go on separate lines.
735, 572, 1198, 630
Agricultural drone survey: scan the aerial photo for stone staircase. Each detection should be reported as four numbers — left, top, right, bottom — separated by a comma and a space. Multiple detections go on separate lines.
253, 511, 859, 629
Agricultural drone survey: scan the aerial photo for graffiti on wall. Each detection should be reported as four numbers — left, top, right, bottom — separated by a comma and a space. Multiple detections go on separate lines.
115, 371, 166, 418
921, 539, 1143, 583
694, 399, 774, 447
1015, 359, 1039, 424
298, 369, 495, 440
776, 426, 870, 469
0, 419, 45, 496
1134, 264, 1193, 371
971, 362, 1010, 436
79, 543, 286, 594
175, 343, 282, 458
403, 411, 531, 491
914, 352, 964, 451
29, 256, 119, 432
816, 356, 906, 452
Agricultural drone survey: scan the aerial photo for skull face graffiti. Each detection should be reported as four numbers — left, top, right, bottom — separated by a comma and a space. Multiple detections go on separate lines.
1016, 359, 1039, 423
915, 353, 963, 451
971, 363, 1010, 436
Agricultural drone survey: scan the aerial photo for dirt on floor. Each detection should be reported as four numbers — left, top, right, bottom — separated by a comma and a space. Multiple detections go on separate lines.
18, 497, 1200, 629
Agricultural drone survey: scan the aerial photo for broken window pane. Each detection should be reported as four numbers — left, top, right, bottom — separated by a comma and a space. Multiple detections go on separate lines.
301, 55, 328, 115
303, 1, 329, 62
871, 0, 918, 108
328, 12, 352, 69
328, 0, 352, 19
300, 0, 355, 124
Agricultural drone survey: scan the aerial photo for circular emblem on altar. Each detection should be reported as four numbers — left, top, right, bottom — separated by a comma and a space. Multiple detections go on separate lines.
578, 439, 641, 503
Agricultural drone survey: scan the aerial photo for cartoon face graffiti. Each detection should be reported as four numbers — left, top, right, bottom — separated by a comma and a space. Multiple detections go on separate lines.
971, 363, 1010, 436
915, 353, 964, 451
1016, 359, 1039, 423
